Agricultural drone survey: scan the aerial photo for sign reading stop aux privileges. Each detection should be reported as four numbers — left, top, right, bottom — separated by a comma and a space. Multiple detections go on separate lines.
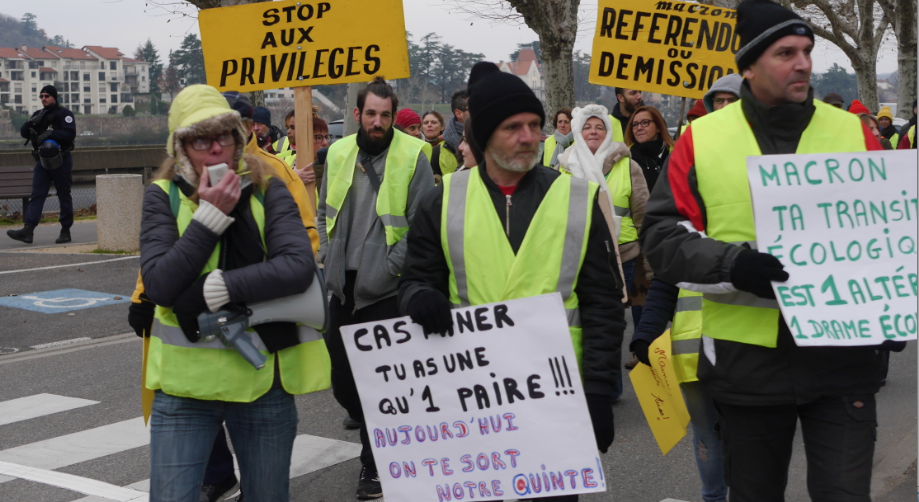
199, 0, 410, 93
589, 0, 740, 99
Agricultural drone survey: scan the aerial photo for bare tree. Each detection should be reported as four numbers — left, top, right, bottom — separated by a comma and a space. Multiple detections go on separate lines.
779, 0, 891, 111
876, 0, 916, 118
452, 0, 581, 116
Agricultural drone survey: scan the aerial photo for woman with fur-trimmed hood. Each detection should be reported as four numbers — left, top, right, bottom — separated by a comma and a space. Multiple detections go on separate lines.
140, 85, 322, 499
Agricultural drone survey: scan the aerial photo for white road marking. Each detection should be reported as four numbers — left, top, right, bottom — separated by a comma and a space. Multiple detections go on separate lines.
66, 434, 361, 502
0, 417, 149, 485
0, 255, 139, 275
30, 337, 93, 350
0, 393, 98, 427
0, 461, 147, 501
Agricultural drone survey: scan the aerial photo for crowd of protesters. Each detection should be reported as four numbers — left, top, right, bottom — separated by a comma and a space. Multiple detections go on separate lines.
130, 0, 914, 501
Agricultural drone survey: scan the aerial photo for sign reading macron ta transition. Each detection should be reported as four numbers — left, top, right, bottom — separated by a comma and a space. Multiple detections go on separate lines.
199, 0, 410, 93
590, 0, 739, 99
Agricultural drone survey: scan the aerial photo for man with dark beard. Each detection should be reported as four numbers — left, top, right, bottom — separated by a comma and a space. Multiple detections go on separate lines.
610, 87, 644, 142
398, 63, 625, 502
317, 76, 433, 500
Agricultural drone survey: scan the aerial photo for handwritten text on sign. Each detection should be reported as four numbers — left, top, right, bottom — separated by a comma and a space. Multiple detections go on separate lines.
747, 150, 918, 346
589, 0, 739, 99
199, 0, 410, 92
340, 294, 606, 501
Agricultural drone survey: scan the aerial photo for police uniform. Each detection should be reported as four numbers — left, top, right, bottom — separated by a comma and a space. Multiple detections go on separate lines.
19, 99, 76, 232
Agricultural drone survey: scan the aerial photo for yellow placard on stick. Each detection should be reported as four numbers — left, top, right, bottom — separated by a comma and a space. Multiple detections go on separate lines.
589, 0, 739, 99
628, 329, 691, 455
199, 0, 410, 93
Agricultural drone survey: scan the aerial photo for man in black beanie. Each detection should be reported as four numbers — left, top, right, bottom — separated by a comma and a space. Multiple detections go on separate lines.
641, 1, 896, 501
398, 63, 625, 502
9, 84, 76, 244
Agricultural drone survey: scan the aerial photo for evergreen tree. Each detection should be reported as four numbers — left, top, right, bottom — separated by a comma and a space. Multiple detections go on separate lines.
135, 39, 163, 95
171, 34, 206, 86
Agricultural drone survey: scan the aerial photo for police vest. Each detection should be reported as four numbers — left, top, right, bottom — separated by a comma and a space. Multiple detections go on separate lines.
441, 169, 598, 366
325, 129, 422, 246
604, 155, 637, 244
608, 115, 625, 143
670, 289, 702, 383
691, 100, 866, 347
146, 179, 331, 402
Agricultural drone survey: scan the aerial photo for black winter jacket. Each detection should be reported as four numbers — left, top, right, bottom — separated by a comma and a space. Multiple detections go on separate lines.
21, 103, 76, 153
398, 164, 627, 396
140, 177, 315, 350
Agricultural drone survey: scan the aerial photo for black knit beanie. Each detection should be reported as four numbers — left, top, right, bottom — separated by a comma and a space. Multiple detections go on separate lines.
40, 85, 58, 102
467, 62, 545, 152
734, 0, 814, 71
221, 91, 253, 119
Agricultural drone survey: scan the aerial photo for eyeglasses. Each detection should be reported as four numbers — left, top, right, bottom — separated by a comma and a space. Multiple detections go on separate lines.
631, 119, 653, 130
314, 134, 332, 142
712, 97, 739, 106
190, 132, 235, 151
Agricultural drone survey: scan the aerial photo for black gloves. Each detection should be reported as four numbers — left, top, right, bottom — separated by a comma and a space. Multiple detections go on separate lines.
28, 109, 46, 128
171, 274, 210, 343
36, 130, 53, 144
128, 294, 155, 338
586, 393, 615, 453
630, 339, 651, 366
730, 248, 789, 299
407, 291, 454, 336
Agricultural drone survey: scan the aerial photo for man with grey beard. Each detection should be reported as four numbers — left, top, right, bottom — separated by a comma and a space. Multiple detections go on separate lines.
397, 63, 625, 501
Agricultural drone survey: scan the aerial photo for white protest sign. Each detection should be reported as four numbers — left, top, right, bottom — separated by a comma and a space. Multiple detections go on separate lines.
747, 150, 918, 346
340, 293, 607, 501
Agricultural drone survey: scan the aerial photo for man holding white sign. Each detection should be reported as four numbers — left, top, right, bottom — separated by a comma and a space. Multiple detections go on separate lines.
398, 62, 627, 501
640, 0, 907, 500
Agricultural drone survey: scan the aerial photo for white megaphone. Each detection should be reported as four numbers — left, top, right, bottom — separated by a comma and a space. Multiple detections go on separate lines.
197, 269, 329, 369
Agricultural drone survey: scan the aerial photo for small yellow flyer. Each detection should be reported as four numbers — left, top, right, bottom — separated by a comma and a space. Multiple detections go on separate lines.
628, 329, 691, 454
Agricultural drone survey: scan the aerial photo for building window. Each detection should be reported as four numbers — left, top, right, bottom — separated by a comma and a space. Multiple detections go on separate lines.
111, 94, 117, 103
100, 98, 106, 103
31, 84, 37, 92
110, 61, 117, 70
49, 61, 56, 67
31, 72, 36, 78
84, 86, 90, 93
83, 73, 90, 81
98, 72, 105, 81
142, 76, 146, 82
101, 61, 105, 69
71, 71, 78, 80
99, 83, 106, 93
110, 83, 118, 92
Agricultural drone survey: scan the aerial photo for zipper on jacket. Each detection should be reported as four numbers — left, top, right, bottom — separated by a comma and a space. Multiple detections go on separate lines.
505, 194, 512, 238
605, 240, 622, 291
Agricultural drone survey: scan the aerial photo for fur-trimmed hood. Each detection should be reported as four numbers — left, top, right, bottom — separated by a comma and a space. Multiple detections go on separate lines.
167, 85, 248, 187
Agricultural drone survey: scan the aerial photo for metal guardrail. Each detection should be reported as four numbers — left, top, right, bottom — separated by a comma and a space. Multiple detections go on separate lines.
0, 145, 167, 187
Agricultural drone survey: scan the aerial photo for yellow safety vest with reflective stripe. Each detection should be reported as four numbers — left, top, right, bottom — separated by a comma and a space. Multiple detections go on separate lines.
325, 129, 422, 246
692, 100, 866, 347
273, 136, 292, 155
889, 132, 899, 148
604, 155, 637, 244
146, 179, 331, 402
438, 143, 459, 176
671, 289, 702, 383
608, 115, 625, 143
441, 168, 598, 366
909, 125, 916, 148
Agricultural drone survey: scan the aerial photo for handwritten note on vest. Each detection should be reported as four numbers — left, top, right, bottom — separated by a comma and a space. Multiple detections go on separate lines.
747, 150, 918, 346
629, 329, 690, 455
340, 293, 606, 500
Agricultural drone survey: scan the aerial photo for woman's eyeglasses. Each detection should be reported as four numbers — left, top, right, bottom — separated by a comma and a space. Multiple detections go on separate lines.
631, 119, 653, 130
190, 132, 235, 151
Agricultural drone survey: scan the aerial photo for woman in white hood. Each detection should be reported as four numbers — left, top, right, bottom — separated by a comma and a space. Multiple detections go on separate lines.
557, 104, 651, 376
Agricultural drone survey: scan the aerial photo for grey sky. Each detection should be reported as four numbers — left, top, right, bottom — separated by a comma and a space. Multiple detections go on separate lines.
6, 0, 898, 78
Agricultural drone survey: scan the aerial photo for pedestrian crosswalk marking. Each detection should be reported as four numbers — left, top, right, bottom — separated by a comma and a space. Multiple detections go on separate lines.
0, 393, 98, 427
0, 417, 148, 485
0, 460, 147, 502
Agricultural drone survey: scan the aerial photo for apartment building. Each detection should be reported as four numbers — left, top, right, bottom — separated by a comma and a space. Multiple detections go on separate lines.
0, 45, 149, 116
497, 48, 545, 102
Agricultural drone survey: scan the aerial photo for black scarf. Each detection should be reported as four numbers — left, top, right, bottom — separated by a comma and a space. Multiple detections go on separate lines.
631, 136, 669, 190
740, 81, 815, 155
879, 123, 898, 140
356, 126, 395, 156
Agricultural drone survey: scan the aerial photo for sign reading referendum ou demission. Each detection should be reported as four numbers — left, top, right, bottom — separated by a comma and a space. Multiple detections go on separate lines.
339, 294, 607, 501
747, 150, 918, 347
589, 0, 739, 99
199, 0, 410, 93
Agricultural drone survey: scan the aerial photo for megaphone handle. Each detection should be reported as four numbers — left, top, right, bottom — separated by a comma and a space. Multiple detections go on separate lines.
221, 325, 267, 370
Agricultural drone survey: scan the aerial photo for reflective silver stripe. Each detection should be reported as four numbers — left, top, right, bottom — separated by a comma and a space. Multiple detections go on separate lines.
379, 213, 409, 228
566, 308, 581, 327
446, 172, 471, 304
613, 205, 631, 218
703, 290, 779, 309
676, 295, 703, 313
152, 319, 269, 352
325, 205, 338, 220
297, 325, 323, 343
671, 338, 700, 355
558, 178, 590, 302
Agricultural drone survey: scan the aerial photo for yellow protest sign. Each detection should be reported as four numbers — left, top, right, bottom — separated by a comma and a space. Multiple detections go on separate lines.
628, 329, 691, 455
589, 0, 739, 99
199, 0, 410, 93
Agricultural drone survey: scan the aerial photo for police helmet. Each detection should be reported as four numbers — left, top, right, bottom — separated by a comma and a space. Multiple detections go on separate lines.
39, 140, 63, 170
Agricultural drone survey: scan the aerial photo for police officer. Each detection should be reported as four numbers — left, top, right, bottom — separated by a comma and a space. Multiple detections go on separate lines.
9, 85, 76, 244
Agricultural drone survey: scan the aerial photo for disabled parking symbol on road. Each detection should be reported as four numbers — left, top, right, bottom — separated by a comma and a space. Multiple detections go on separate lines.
0, 289, 131, 314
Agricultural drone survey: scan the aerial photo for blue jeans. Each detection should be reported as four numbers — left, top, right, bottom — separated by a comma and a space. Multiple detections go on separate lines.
149, 387, 298, 502
681, 381, 727, 502
614, 259, 643, 402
